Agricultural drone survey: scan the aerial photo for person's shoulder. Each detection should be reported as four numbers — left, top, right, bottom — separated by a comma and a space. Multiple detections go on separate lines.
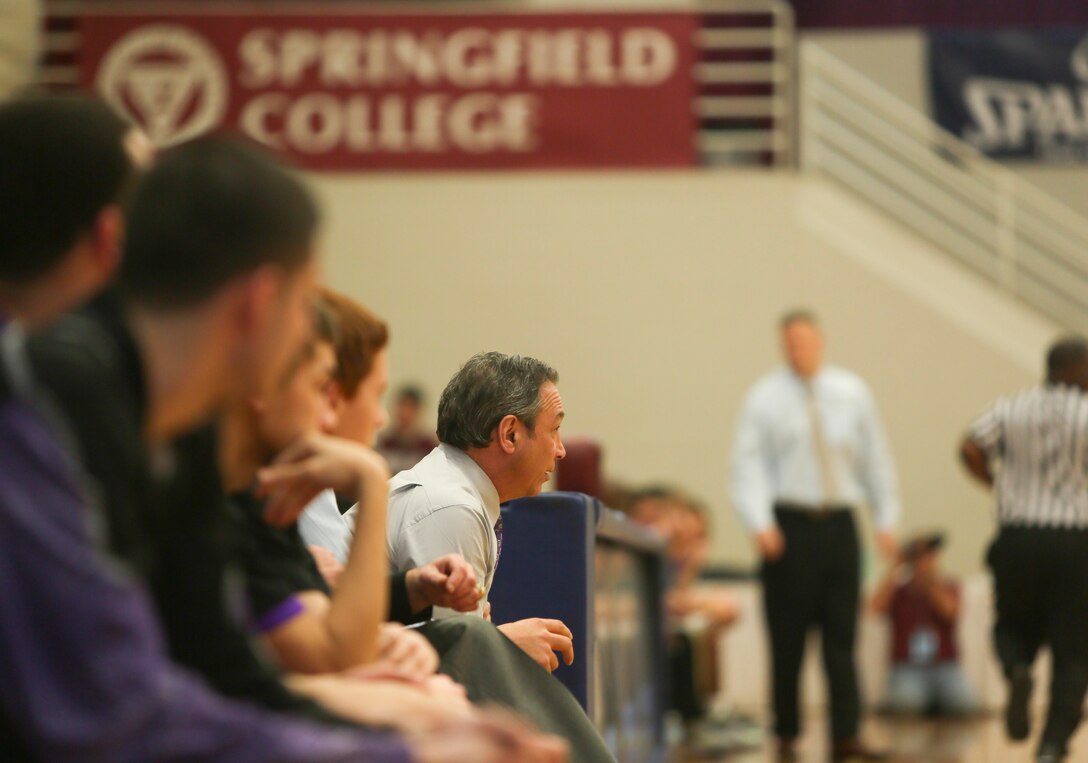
28, 312, 120, 390
390, 451, 487, 521
392, 479, 484, 517
823, 364, 868, 390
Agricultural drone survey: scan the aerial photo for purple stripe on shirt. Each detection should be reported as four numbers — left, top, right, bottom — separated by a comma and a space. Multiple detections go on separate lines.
257, 595, 306, 633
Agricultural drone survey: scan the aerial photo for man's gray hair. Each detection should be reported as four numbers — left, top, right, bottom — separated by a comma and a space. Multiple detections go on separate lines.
437, 352, 559, 450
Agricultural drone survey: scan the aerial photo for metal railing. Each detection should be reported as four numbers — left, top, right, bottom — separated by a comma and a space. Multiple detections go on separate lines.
693, 0, 796, 166
800, 41, 1088, 333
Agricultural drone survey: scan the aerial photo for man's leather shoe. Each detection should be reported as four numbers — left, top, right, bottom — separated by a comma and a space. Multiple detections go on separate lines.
831, 738, 890, 761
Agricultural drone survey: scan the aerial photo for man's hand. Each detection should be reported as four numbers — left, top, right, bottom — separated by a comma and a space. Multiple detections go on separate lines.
308, 545, 344, 588
497, 618, 574, 672
411, 709, 569, 763
256, 433, 389, 527
374, 623, 440, 680
755, 526, 785, 561
406, 554, 481, 613
875, 530, 898, 561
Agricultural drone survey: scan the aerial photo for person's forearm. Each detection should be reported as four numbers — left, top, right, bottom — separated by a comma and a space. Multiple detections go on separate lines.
923, 582, 960, 622
287, 674, 472, 735
325, 463, 389, 670
869, 567, 900, 613
960, 438, 994, 486
405, 568, 432, 614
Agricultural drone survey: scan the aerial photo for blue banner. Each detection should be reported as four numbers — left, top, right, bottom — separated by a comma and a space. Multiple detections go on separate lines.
928, 29, 1088, 162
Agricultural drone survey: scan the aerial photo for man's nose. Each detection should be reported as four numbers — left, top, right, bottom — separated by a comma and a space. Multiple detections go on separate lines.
555, 437, 566, 460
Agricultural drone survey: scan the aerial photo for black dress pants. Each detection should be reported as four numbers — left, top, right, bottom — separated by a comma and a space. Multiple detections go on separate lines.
761, 506, 861, 742
988, 526, 1088, 754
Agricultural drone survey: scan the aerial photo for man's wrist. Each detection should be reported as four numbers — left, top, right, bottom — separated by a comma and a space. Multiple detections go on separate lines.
404, 568, 429, 613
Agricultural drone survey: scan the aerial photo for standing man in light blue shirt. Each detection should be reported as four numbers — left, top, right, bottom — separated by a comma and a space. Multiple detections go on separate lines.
730, 309, 900, 763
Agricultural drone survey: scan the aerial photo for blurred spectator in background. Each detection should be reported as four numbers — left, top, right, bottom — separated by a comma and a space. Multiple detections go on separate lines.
730, 308, 899, 762
627, 487, 755, 755
870, 533, 978, 718
378, 383, 439, 474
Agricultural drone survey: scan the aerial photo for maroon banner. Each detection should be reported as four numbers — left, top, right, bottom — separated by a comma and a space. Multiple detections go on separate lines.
79, 6, 698, 170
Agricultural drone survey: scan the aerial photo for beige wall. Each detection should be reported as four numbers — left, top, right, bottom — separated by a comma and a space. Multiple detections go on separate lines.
804, 30, 1088, 220
311, 169, 1046, 578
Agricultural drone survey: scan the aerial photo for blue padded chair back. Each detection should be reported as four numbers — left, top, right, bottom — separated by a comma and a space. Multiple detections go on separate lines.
487, 492, 598, 709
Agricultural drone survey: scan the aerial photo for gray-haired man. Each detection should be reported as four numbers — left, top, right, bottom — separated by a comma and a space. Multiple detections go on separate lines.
387, 352, 572, 673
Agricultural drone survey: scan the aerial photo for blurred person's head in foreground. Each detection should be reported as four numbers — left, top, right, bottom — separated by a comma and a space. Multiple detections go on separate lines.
0, 93, 146, 328
223, 301, 340, 480
318, 287, 389, 446
118, 135, 320, 443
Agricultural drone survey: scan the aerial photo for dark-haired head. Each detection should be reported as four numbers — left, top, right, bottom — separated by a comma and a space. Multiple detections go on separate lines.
438, 351, 566, 501
438, 352, 559, 450
0, 94, 137, 323
119, 135, 318, 310
1046, 336, 1088, 390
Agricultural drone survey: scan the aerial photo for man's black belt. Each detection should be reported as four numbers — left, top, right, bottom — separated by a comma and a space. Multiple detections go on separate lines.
774, 501, 853, 519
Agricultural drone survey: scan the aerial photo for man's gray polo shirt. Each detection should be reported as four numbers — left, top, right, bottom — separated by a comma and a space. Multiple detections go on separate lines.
386, 443, 500, 618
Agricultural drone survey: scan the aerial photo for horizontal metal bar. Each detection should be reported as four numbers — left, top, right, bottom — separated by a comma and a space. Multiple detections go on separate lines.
696, 29, 785, 49
696, 62, 785, 83
698, 129, 784, 152
44, 0, 79, 16
37, 66, 80, 85
698, 0, 794, 13
695, 96, 784, 118
44, 32, 80, 53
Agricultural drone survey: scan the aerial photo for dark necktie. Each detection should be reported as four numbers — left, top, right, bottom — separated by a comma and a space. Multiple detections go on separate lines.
494, 515, 503, 569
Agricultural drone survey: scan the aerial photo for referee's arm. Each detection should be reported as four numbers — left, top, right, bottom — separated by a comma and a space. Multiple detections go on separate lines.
959, 437, 994, 487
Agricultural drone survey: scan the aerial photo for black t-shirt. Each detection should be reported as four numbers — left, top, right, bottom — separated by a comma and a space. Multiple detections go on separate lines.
229, 489, 330, 625
230, 488, 427, 627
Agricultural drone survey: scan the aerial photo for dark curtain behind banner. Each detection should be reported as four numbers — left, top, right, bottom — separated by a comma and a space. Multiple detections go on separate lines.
928, 29, 1088, 163
791, 1, 1088, 29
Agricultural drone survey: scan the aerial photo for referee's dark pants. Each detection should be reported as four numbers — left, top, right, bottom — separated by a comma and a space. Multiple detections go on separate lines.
762, 504, 861, 743
988, 526, 1088, 753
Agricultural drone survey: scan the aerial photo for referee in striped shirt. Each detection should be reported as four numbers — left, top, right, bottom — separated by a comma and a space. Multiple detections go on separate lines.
961, 337, 1088, 763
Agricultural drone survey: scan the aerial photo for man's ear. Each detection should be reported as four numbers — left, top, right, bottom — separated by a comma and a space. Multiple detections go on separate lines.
327, 380, 348, 414
497, 414, 519, 454
231, 265, 282, 338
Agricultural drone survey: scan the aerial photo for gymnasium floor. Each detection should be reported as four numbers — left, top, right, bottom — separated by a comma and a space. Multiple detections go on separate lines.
671, 710, 1088, 763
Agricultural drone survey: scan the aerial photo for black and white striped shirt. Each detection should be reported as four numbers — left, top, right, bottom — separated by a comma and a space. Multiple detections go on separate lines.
970, 384, 1088, 528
